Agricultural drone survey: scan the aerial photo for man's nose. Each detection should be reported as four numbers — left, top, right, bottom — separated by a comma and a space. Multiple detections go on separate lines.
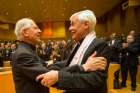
69, 26, 72, 32
38, 29, 42, 33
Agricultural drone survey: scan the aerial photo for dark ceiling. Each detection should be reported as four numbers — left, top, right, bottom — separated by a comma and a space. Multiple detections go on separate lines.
0, 0, 123, 23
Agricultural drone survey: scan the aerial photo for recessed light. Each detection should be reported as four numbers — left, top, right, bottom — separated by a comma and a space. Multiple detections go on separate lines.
63, 8, 66, 10
65, 0, 68, 2
43, 9, 47, 12
24, 10, 28, 14
61, 13, 64, 16
18, 2, 22, 6
83, 6, 87, 9
6, 12, 9, 15
41, 0, 44, 4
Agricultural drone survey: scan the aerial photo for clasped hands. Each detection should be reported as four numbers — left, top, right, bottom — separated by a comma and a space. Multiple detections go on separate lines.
36, 51, 107, 87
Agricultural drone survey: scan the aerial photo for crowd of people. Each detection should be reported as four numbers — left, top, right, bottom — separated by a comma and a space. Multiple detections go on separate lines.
36, 40, 73, 62
0, 41, 18, 66
0, 40, 74, 67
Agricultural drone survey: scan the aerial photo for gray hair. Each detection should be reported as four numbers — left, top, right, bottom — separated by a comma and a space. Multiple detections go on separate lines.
70, 10, 97, 31
14, 18, 34, 40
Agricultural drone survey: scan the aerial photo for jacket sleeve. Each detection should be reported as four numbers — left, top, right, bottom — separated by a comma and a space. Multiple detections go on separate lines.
14, 52, 49, 80
127, 42, 140, 54
56, 70, 107, 90
47, 60, 85, 72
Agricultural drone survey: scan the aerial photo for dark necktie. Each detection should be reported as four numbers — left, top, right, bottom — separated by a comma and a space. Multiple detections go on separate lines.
66, 43, 80, 66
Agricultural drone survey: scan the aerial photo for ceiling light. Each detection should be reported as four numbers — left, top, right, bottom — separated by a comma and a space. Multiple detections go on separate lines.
83, 6, 87, 9
41, 0, 44, 4
18, 2, 22, 6
43, 9, 47, 12
65, 0, 68, 2
61, 13, 64, 16
6, 12, 9, 15
24, 10, 28, 14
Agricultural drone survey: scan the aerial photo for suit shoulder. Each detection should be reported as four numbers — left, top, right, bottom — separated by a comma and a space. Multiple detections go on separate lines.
94, 38, 107, 46
14, 45, 34, 59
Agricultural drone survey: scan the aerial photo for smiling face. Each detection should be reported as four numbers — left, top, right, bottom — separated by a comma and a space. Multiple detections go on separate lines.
69, 15, 89, 42
22, 22, 42, 45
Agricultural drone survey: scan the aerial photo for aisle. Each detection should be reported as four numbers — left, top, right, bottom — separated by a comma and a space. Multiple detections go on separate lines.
108, 65, 140, 93
109, 83, 140, 93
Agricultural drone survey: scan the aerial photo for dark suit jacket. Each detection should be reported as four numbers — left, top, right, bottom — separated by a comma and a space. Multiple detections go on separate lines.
12, 42, 50, 93
12, 41, 85, 93
122, 41, 140, 66
108, 39, 122, 63
50, 38, 111, 93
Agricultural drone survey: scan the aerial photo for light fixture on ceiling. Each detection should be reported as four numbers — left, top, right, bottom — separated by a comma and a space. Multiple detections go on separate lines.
41, 0, 44, 4
61, 13, 65, 16
63, 8, 66, 10
83, 6, 87, 9
64, 0, 68, 2
24, 10, 28, 14
18, 2, 22, 6
43, 9, 47, 13
5, 12, 9, 15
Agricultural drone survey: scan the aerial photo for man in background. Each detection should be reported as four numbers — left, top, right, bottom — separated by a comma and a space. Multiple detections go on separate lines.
108, 33, 122, 89
121, 34, 140, 91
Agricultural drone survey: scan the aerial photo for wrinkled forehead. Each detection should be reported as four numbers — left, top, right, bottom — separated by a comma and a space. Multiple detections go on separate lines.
70, 15, 76, 21
22, 21, 37, 30
70, 15, 81, 24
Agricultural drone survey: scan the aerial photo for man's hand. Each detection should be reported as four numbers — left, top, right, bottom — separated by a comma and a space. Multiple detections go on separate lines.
82, 51, 107, 72
36, 70, 58, 87
122, 43, 128, 49
46, 60, 54, 66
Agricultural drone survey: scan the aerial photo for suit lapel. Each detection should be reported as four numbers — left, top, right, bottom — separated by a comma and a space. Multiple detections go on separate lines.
81, 38, 99, 64
66, 38, 101, 66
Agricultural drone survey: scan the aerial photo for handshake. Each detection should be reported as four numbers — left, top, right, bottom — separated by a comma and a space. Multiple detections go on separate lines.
36, 51, 107, 87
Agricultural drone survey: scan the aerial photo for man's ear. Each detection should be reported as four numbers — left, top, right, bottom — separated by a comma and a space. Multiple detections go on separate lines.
84, 21, 90, 29
22, 29, 29, 37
